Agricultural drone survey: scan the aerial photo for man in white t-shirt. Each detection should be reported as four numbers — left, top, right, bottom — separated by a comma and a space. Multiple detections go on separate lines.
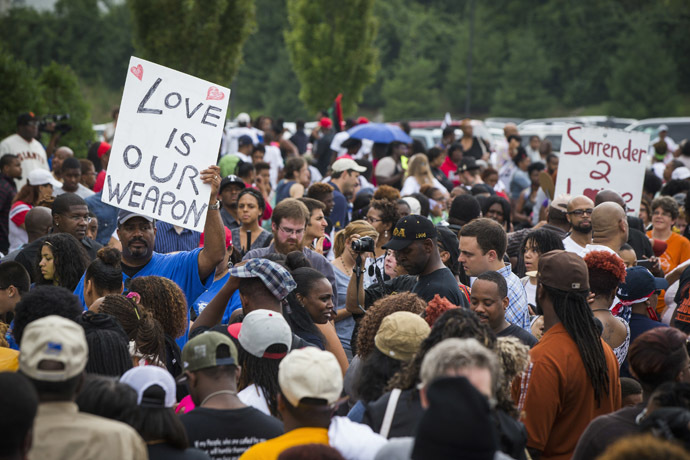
562, 195, 594, 257
0, 112, 50, 189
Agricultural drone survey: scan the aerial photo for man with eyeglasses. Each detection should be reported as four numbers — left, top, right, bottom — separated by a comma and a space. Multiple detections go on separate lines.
0, 112, 50, 189
243, 198, 338, 301
562, 195, 594, 257
15, 193, 103, 281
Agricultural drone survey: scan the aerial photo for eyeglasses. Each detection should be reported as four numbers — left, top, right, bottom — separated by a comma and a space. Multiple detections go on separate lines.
364, 216, 383, 224
68, 215, 92, 223
278, 225, 304, 236
567, 209, 593, 216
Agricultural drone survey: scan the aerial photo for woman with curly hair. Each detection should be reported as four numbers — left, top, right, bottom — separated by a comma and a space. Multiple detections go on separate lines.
585, 250, 630, 365
36, 233, 89, 291
128, 276, 189, 376
372, 185, 400, 203
361, 308, 496, 438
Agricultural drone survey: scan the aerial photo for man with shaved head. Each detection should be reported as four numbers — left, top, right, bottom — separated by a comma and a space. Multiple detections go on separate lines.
583, 202, 629, 256
51, 146, 73, 183
563, 196, 594, 256
1, 206, 52, 262
595, 189, 653, 260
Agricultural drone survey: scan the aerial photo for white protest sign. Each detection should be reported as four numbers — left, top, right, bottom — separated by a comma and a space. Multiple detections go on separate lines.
103, 56, 229, 231
554, 125, 650, 215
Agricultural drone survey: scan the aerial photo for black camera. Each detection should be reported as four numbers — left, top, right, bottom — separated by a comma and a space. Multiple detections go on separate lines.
39, 114, 72, 135
351, 236, 376, 253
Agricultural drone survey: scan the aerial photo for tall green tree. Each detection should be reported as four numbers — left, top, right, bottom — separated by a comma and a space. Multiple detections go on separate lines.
0, 48, 45, 139
38, 62, 94, 157
382, 54, 439, 120
284, 0, 379, 114
444, 2, 505, 115
127, 0, 256, 86
232, 0, 307, 119
607, 16, 677, 118
491, 30, 554, 117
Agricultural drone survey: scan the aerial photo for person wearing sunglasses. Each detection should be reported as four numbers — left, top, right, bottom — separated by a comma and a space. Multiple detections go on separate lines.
562, 195, 595, 257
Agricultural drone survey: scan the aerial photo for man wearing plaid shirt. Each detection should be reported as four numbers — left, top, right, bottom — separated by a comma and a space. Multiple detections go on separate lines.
459, 218, 530, 331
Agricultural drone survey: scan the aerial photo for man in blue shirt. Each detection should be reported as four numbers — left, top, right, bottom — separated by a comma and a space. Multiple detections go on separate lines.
327, 158, 365, 232
74, 165, 226, 349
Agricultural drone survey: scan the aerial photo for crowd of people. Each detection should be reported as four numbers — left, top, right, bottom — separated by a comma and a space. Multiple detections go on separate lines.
0, 110, 690, 459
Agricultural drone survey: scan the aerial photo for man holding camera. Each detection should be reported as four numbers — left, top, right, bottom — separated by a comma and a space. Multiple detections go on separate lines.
0, 113, 50, 189
382, 216, 468, 306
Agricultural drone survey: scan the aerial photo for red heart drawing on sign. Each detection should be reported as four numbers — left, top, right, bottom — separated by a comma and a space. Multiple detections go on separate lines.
583, 188, 600, 202
206, 86, 224, 101
130, 64, 143, 81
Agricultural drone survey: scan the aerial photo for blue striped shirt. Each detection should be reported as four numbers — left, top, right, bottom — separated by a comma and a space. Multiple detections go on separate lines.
498, 263, 531, 331
153, 221, 201, 254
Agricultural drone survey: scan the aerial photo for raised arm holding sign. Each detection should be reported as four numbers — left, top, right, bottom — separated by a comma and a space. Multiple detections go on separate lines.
75, 57, 229, 349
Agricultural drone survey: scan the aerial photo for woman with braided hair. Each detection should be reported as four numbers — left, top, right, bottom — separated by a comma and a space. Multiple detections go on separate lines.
93, 294, 166, 368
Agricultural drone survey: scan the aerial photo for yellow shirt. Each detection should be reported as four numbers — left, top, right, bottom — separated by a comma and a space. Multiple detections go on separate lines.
0, 347, 19, 371
239, 427, 329, 460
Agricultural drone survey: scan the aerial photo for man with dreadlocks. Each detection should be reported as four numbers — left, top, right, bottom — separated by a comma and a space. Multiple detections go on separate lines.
513, 250, 620, 460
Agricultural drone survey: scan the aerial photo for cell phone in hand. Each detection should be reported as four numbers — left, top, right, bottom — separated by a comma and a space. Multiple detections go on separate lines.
636, 260, 655, 270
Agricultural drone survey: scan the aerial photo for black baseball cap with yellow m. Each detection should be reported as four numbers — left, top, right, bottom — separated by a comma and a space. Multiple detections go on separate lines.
382, 215, 437, 251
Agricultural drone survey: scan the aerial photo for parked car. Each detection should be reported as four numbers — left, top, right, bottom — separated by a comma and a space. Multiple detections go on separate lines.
519, 116, 636, 130
517, 123, 571, 154
625, 117, 690, 144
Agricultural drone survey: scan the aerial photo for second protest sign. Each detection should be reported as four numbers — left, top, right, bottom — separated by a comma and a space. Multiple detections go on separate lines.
554, 125, 650, 215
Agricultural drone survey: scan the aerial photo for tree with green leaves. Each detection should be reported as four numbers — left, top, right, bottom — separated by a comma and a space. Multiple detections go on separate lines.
232, 0, 307, 119
38, 62, 95, 157
382, 55, 439, 121
284, 0, 379, 115
607, 16, 677, 118
0, 48, 44, 140
491, 30, 555, 118
127, 0, 256, 86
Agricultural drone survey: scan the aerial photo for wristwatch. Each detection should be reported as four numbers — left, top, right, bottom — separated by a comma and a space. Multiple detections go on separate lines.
208, 200, 221, 210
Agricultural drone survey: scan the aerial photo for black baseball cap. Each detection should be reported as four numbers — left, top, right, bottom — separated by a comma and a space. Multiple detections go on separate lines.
17, 112, 36, 126
459, 157, 480, 172
238, 135, 253, 147
382, 215, 437, 251
219, 175, 246, 193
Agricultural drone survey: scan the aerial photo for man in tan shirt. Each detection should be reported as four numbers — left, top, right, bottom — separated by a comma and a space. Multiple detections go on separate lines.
18, 314, 147, 460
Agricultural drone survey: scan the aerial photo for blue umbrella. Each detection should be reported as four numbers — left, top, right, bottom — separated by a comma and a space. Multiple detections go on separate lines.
346, 123, 412, 144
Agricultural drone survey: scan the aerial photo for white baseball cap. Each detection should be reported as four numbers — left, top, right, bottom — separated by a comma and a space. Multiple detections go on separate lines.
120, 365, 176, 408
331, 158, 366, 174
658, 124, 669, 132
278, 347, 343, 407
27, 169, 60, 188
236, 112, 251, 124
237, 309, 292, 359
672, 166, 690, 181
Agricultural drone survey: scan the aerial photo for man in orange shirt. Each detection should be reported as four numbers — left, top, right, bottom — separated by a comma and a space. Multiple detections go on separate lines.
513, 250, 621, 460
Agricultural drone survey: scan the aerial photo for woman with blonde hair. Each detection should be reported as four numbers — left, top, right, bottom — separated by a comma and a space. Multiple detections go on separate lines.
400, 153, 448, 197
331, 220, 378, 359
